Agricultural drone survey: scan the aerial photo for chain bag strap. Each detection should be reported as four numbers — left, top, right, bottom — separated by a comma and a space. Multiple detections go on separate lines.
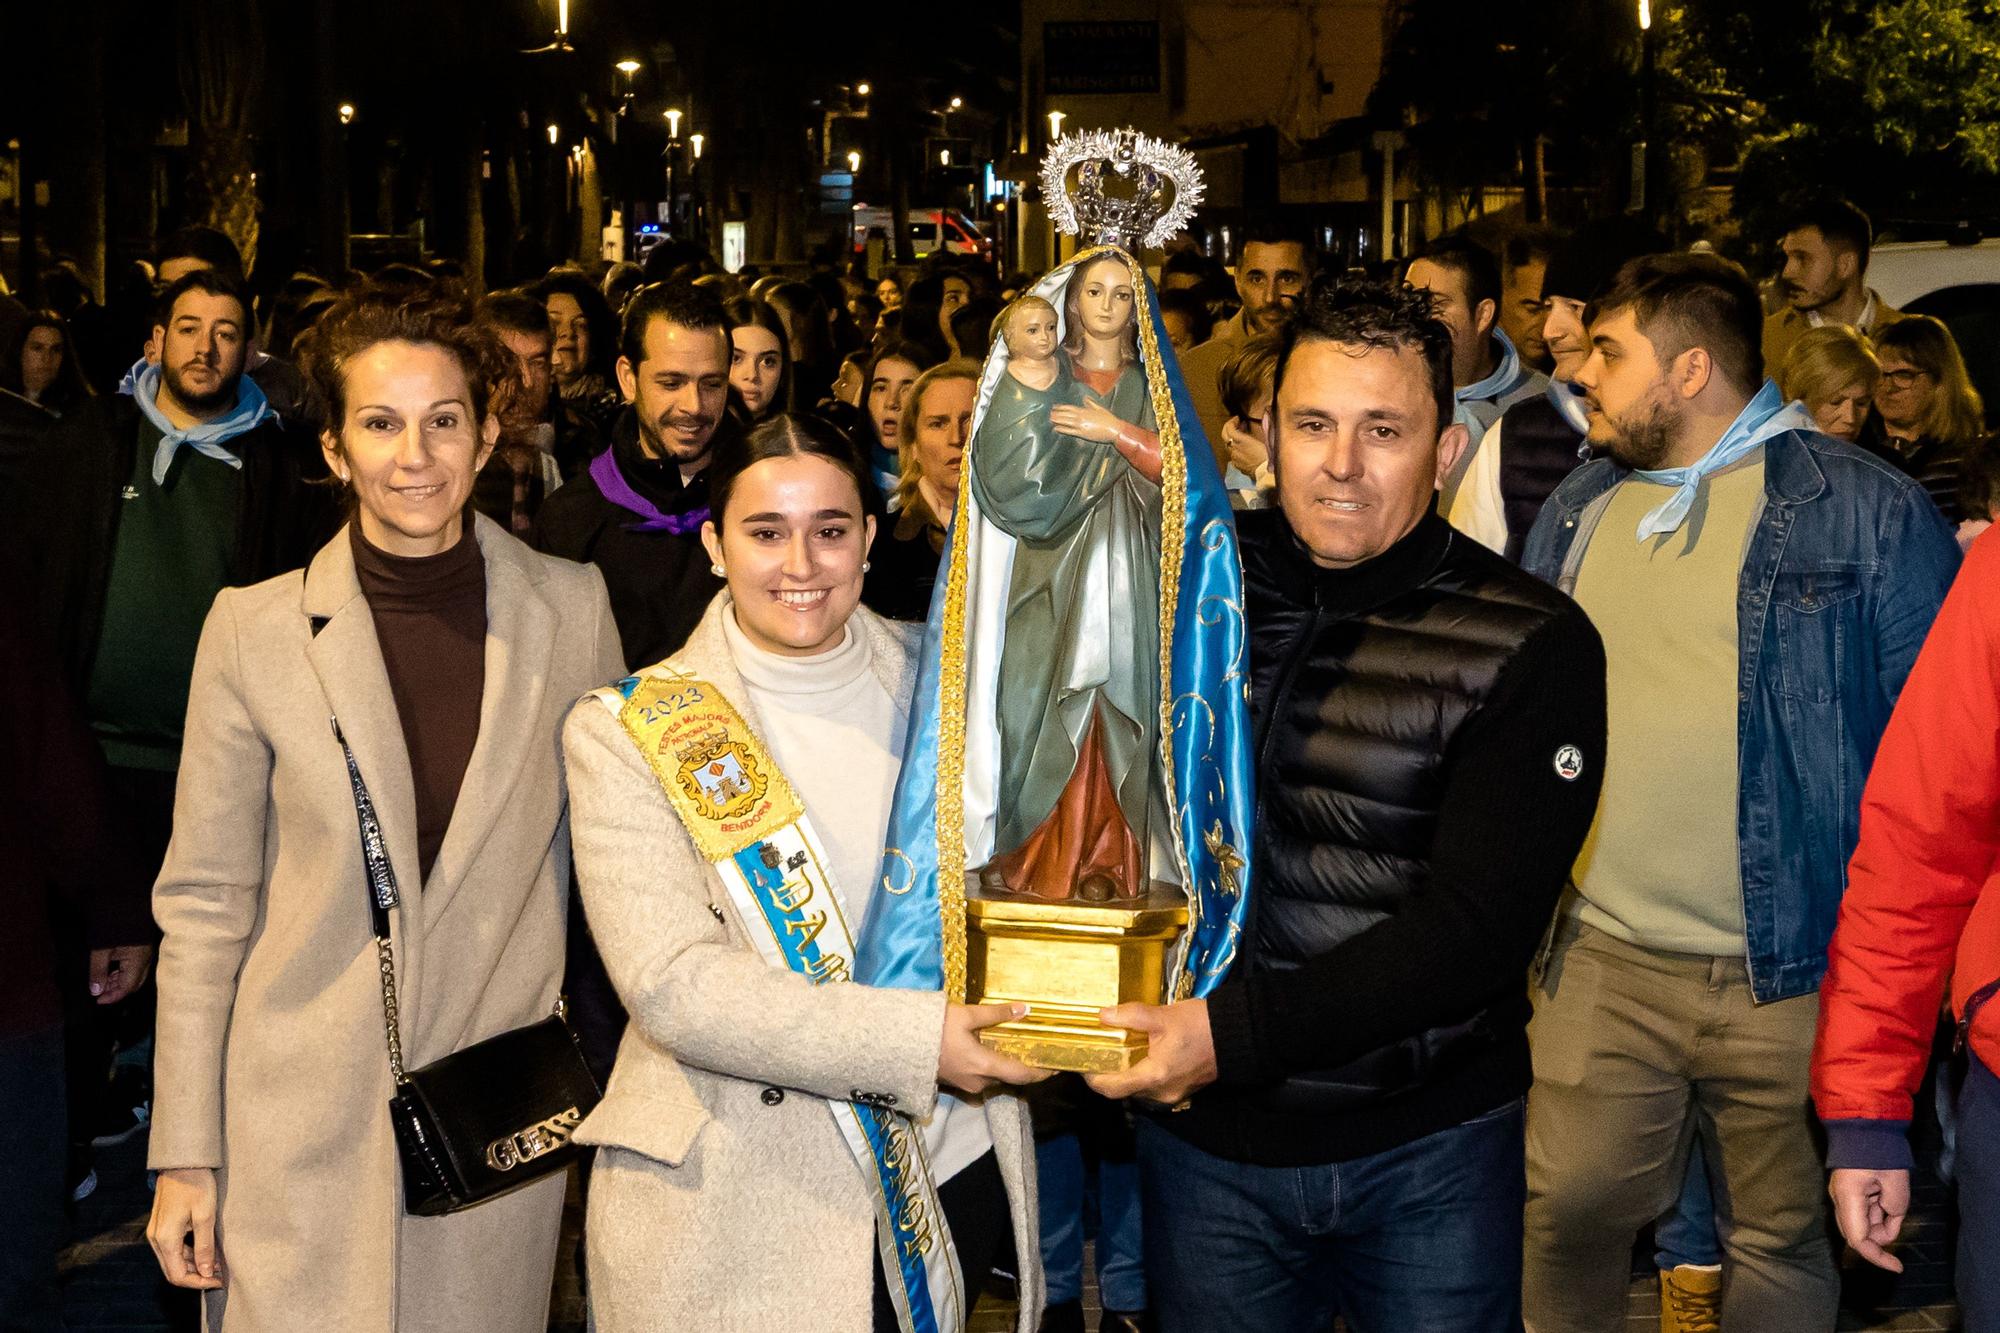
331, 716, 601, 1216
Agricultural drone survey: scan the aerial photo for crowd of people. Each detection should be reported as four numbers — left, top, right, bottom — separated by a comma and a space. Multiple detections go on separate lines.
4, 189, 2000, 1333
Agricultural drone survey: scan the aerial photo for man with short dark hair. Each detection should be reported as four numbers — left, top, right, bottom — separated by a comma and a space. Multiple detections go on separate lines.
1449, 220, 1665, 560
535, 279, 735, 669
1763, 198, 1903, 369
473, 291, 602, 533
1501, 227, 1559, 373
1519, 252, 1959, 1331
10, 268, 327, 1194
147, 226, 311, 423
1181, 222, 1314, 462
1086, 274, 1606, 1332
1405, 233, 1549, 507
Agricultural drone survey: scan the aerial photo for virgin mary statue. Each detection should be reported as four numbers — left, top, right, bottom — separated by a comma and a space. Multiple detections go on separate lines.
970, 253, 1167, 902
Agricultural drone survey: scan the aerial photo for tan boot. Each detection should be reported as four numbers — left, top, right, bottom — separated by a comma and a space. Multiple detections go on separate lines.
1659, 1264, 1722, 1333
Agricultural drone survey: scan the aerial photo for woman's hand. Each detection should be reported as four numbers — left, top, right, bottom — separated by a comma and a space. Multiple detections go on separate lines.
148, 1167, 224, 1290
938, 1002, 1052, 1096
1222, 415, 1269, 477
1048, 402, 1130, 445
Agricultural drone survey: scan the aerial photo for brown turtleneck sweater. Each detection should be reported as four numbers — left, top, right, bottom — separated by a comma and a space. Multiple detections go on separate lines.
351, 521, 487, 884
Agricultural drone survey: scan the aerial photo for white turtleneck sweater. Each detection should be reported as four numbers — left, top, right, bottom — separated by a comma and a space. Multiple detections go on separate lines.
722, 603, 992, 1184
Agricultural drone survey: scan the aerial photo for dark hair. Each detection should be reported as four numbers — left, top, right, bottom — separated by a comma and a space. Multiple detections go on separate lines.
3, 309, 90, 411
154, 268, 253, 331
1540, 217, 1669, 306
298, 284, 510, 434
724, 296, 795, 419
865, 338, 939, 388
896, 274, 955, 363
1274, 274, 1456, 435
618, 279, 732, 371
1875, 314, 1986, 445
1235, 217, 1317, 268
706, 410, 882, 525
602, 261, 645, 313
1503, 226, 1560, 274
157, 225, 244, 282
1407, 232, 1502, 314
950, 297, 1003, 361
1785, 198, 1874, 269
535, 269, 620, 380
1158, 288, 1215, 346
1591, 251, 1765, 396
766, 281, 835, 369
480, 290, 556, 344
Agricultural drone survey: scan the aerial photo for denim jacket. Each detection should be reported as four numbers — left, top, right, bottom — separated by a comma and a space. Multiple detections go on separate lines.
1521, 429, 1959, 1002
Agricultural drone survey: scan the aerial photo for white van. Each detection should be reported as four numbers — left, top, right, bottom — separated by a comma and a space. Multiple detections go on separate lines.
852, 206, 991, 260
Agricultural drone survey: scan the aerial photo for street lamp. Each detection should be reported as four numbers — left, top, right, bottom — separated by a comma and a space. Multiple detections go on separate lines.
546, 122, 560, 145
940, 149, 952, 167
1637, 0, 1651, 28
615, 58, 641, 75
949, 96, 963, 110
847, 150, 861, 173
856, 82, 872, 97
1637, 0, 1657, 216
690, 133, 704, 160
1047, 109, 1066, 141
337, 102, 355, 125
664, 107, 683, 140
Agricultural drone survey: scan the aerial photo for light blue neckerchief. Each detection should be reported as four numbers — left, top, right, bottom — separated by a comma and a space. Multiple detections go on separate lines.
1629, 379, 1814, 540
123, 359, 273, 485
1548, 378, 1591, 435
1452, 328, 1530, 436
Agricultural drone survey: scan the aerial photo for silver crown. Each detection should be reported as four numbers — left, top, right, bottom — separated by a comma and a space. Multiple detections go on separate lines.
1041, 127, 1204, 251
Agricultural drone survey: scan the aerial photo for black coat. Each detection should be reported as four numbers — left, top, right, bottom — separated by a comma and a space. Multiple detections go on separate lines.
531, 407, 725, 670
1165, 511, 1606, 1166
8, 392, 336, 690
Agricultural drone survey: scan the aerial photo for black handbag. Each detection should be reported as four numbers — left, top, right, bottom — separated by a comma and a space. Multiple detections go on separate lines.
334, 718, 602, 1217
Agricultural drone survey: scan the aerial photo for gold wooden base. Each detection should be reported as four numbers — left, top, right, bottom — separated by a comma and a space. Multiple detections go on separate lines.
962, 889, 1189, 1073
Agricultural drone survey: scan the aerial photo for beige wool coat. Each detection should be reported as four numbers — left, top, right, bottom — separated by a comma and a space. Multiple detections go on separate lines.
563, 595, 1042, 1333
149, 516, 623, 1333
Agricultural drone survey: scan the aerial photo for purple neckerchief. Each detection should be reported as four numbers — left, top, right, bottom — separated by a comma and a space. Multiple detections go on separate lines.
589, 447, 709, 534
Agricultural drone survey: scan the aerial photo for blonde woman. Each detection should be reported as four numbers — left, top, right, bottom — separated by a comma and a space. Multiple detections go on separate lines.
1777, 324, 1879, 444
863, 359, 981, 621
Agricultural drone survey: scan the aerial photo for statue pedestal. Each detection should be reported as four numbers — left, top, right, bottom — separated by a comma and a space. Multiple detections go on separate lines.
962, 888, 1189, 1073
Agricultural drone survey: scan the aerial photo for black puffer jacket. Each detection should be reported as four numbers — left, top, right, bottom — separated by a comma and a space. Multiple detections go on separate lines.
1164, 509, 1606, 1166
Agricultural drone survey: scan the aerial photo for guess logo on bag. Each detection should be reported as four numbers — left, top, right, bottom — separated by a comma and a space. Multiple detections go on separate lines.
485, 1105, 583, 1171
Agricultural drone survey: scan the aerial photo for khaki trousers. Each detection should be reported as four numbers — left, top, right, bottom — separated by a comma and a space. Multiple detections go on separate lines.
1522, 920, 1838, 1332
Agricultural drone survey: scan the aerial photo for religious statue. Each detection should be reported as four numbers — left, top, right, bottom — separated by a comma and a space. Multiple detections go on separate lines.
859, 127, 1257, 1072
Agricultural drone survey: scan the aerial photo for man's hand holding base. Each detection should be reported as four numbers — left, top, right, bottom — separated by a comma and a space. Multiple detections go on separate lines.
1083, 999, 1216, 1106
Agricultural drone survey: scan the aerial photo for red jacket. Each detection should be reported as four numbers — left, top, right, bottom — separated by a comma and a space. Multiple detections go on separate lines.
1813, 528, 2000, 1171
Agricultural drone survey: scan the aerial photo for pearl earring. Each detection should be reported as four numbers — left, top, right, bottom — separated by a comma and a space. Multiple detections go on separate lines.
710, 563, 725, 577
861, 561, 872, 572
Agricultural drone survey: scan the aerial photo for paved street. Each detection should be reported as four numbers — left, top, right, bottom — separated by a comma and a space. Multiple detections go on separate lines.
59, 1130, 1962, 1331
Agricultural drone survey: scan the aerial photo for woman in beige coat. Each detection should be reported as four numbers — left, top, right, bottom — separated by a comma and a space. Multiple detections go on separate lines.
146, 289, 622, 1331
564, 413, 1045, 1331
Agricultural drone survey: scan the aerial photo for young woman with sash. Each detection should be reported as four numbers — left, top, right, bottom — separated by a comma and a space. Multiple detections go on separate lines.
562, 412, 1047, 1332
145, 288, 623, 1331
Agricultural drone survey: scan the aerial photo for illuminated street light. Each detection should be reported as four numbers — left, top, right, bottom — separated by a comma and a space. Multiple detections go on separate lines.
546, 122, 560, 145
615, 59, 641, 75
949, 96, 963, 110
847, 150, 861, 172
665, 107, 683, 139
337, 102, 355, 125
557, 0, 568, 37
1048, 109, 1066, 140
1637, 0, 1651, 28
940, 149, 952, 167
690, 133, 704, 160
856, 82, 872, 97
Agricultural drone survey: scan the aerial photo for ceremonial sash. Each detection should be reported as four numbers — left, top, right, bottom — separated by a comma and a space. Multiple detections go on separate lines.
592, 666, 964, 1333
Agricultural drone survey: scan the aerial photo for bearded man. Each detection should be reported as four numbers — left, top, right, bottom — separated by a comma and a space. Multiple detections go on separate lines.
1517, 252, 1959, 1332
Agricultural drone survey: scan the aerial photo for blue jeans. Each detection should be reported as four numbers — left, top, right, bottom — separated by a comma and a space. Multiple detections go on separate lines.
1137, 1100, 1527, 1333
1654, 1138, 1722, 1269
1960, 1054, 2000, 1332
1038, 1133, 1145, 1310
